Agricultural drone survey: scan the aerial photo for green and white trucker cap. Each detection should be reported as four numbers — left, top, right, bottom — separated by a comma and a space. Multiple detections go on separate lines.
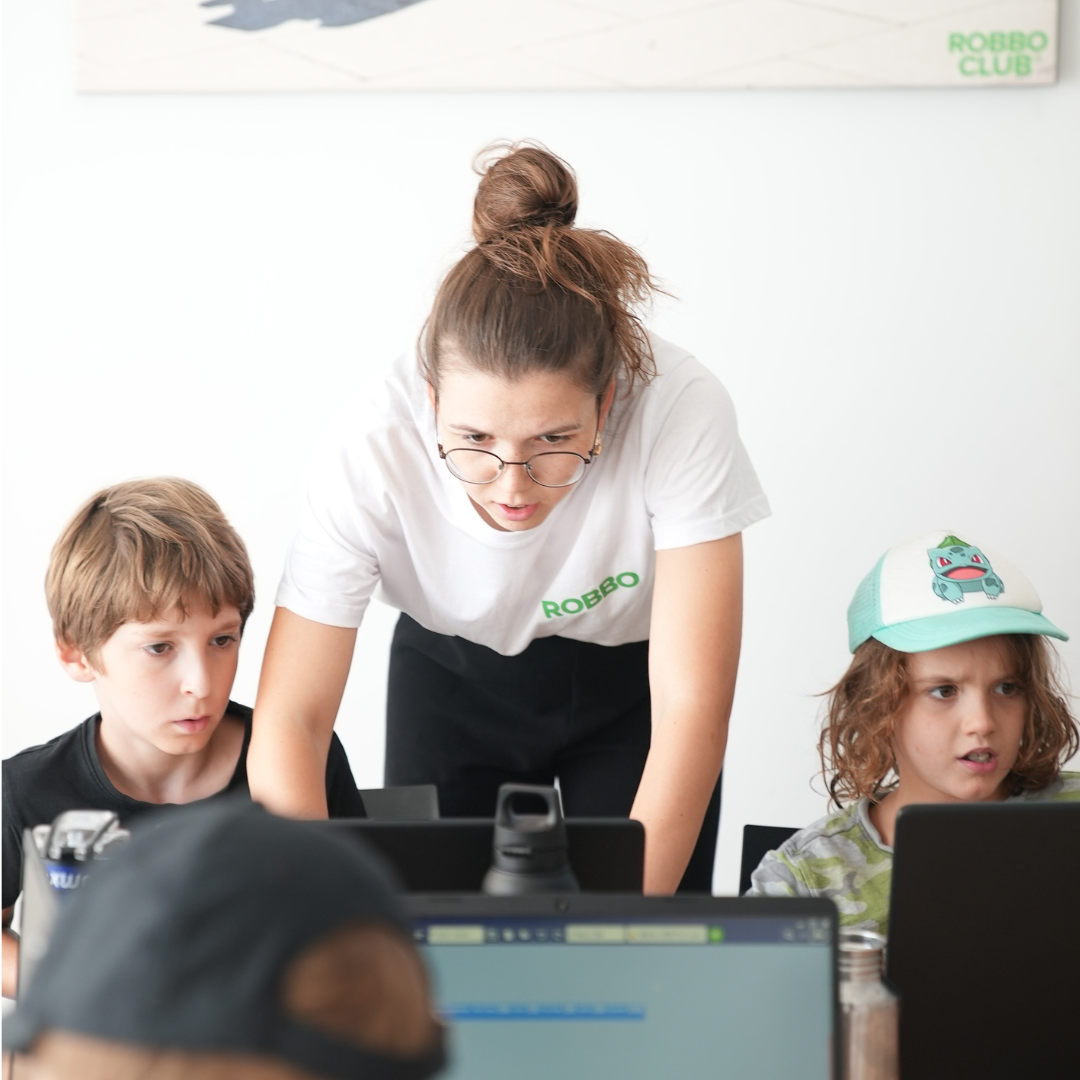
848, 531, 1068, 653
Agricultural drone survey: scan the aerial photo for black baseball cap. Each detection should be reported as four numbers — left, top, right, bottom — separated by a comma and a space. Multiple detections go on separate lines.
5, 797, 446, 1080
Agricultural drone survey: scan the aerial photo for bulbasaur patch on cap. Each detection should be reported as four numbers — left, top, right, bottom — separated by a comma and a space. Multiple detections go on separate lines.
927, 535, 1004, 604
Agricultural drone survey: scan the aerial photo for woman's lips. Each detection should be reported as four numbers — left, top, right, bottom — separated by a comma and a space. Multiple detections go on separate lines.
495, 503, 539, 522
174, 716, 211, 733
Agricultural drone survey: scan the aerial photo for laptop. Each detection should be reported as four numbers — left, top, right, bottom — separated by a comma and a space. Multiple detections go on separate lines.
408, 894, 838, 1080
887, 801, 1080, 1079
322, 818, 644, 892
356, 784, 439, 821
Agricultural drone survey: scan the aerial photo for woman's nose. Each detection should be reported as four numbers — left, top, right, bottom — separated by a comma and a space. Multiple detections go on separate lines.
496, 461, 537, 498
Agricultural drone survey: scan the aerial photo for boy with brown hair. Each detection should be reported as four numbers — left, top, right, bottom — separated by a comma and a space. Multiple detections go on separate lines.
2, 479, 365, 997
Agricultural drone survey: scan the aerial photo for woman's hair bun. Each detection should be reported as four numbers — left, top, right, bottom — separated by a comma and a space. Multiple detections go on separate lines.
422, 139, 659, 397
472, 141, 577, 244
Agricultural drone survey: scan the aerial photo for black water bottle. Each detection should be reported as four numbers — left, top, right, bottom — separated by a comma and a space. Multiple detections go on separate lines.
482, 784, 580, 895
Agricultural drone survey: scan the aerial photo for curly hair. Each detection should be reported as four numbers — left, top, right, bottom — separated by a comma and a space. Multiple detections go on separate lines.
820, 634, 1078, 807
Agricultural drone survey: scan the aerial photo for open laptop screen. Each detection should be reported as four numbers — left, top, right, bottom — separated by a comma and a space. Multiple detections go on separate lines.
409, 895, 837, 1080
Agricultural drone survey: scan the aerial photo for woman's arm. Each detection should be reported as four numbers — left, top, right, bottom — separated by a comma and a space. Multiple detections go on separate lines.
632, 533, 743, 894
3, 908, 18, 998
248, 608, 357, 818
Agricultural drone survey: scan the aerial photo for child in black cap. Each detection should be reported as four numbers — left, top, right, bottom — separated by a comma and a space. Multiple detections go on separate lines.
4, 799, 445, 1080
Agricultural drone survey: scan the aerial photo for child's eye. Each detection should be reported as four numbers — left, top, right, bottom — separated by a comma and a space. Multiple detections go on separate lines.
144, 642, 171, 656
928, 684, 957, 700
212, 635, 238, 648
996, 681, 1021, 697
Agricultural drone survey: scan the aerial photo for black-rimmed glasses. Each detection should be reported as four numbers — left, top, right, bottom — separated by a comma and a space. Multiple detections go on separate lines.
438, 445, 597, 488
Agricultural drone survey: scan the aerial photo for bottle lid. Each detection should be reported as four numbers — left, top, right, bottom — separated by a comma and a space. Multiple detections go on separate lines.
483, 784, 579, 893
40, 810, 129, 862
838, 927, 887, 981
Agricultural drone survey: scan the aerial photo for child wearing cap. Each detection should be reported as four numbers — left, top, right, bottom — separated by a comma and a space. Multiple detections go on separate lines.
747, 532, 1080, 935
3, 799, 445, 1080
2, 479, 366, 998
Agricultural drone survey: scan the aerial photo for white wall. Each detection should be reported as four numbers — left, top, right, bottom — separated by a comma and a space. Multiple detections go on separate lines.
3, 2, 1078, 894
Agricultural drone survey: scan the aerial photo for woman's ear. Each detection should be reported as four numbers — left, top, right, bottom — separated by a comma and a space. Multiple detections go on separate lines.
55, 641, 98, 684
426, 382, 438, 411
598, 379, 616, 430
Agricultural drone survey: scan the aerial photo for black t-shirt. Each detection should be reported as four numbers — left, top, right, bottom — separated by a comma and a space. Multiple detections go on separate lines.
2, 702, 366, 909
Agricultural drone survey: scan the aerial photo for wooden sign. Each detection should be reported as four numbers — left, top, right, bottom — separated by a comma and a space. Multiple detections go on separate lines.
75, 0, 1061, 93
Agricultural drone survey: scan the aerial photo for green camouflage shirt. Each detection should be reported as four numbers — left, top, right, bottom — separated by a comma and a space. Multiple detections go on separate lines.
746, 771, 1080, 936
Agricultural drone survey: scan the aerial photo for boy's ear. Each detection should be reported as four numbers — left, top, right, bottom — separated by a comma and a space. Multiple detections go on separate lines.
55, 641, 98, 683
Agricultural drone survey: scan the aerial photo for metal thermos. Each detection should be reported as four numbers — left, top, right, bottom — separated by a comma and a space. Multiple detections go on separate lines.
31, 809, 130, 900
482, 784, 580, 895
839, 928, 899, 1080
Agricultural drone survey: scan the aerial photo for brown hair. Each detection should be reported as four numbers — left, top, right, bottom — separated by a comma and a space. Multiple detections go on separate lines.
820, 635, 1079, 806
420, 141, 660, 398
20, 924, 441, 1080
45, 478, 255, 665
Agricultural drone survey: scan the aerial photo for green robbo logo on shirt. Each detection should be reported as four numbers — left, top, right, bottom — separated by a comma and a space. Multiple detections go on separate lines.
541, 572, 640, 618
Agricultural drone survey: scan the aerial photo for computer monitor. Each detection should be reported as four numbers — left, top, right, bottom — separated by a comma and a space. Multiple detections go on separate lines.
322, 818, 644, 892
887, 801, 1080, 1079
408, 894, 838, 1080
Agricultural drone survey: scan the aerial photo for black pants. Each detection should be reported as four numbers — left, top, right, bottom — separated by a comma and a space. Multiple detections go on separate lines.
385, 613, 721, 893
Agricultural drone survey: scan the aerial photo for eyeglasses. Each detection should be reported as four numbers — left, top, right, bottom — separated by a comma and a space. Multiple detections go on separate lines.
439, 446, 597, 488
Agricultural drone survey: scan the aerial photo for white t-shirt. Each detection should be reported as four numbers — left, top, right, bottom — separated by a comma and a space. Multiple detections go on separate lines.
276, 334, 770, 656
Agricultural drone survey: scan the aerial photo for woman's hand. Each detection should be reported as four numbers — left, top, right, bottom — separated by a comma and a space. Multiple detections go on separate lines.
632, 533, 743, 894
248, 608, 357, 818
